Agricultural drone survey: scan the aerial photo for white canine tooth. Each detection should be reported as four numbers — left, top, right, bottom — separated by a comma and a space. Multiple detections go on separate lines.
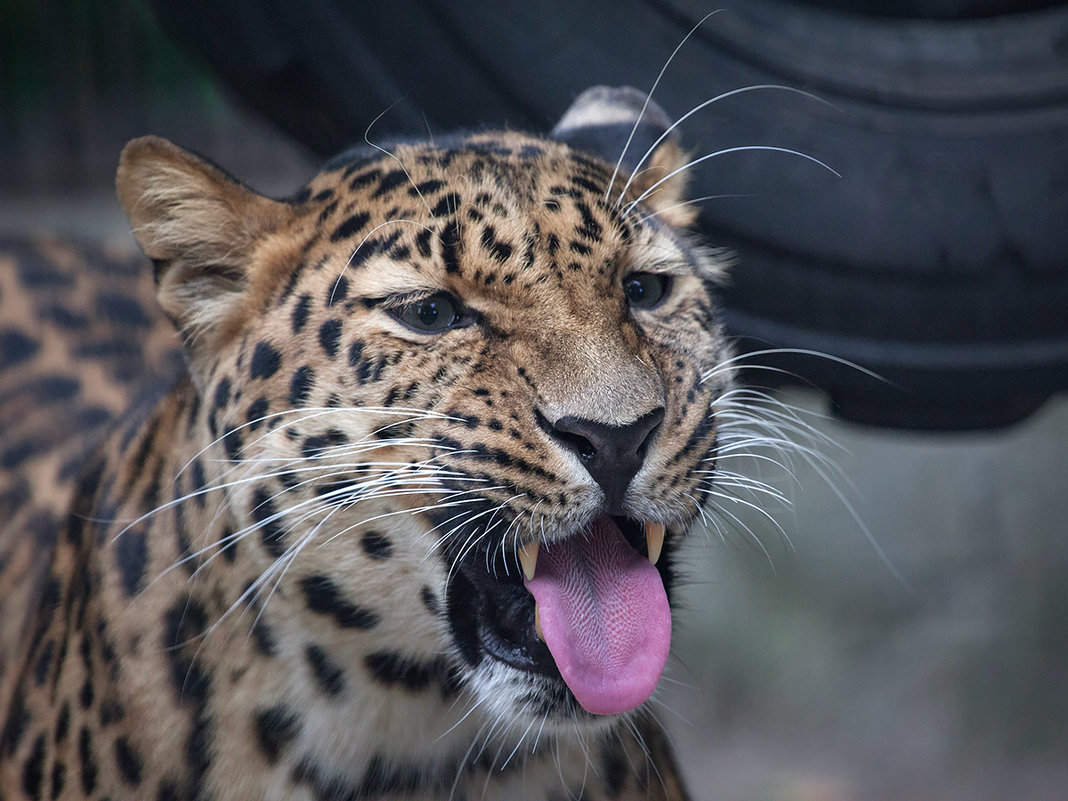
534, 603, 545, 641
645, 521, 665, 566
519, 541, 540, 581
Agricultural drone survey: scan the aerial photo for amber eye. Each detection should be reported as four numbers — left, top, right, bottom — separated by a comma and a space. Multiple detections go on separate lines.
623, 272, 671, 309
391, 293, 465, 333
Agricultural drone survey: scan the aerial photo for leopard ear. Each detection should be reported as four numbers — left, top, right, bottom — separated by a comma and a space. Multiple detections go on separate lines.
551, 86, 696, 227
116, 136, 292, 349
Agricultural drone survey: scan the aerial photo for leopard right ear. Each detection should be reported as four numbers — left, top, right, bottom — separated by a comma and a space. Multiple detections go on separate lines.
551, 86, 696, 227
116, 136, 292, 348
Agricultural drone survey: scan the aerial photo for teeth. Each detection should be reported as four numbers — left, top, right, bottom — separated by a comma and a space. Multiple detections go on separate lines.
645, 521, 665, 566
518, 541, 539, 581
534, 604, 544, 641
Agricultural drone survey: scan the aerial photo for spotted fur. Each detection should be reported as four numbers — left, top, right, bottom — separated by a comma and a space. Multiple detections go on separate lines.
0, 89, 738, 800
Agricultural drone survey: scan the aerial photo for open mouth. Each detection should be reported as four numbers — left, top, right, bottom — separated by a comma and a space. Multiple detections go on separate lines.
445, 514, 672, 716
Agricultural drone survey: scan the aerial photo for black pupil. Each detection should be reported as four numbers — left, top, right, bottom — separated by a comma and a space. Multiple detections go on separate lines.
626, 274, 665, 307
399, 293, 459, 332
417, 300, 441, 327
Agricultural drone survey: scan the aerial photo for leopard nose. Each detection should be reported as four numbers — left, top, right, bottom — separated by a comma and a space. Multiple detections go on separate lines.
546, 407, 664, 512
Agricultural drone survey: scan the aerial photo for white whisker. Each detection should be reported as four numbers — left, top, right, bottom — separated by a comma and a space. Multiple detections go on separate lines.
362, 101, 434, 216
604, 10, 723, 201
622, 145, 840, 218
618, 83, 838, 204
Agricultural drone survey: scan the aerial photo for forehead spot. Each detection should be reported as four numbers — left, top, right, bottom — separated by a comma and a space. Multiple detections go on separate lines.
331, 213, 371, 244
440, 221, 462, 274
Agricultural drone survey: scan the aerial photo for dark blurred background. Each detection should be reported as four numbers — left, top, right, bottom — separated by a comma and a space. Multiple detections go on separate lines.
2, 1, 1067, 799
0, 0, 315, 227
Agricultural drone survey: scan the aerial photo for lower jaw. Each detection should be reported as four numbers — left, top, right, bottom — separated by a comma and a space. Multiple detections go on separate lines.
445, 566, 554, 675
444, 569, 581, 723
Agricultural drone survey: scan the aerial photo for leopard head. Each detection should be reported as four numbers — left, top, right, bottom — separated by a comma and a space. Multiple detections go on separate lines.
117, 87, 734, 740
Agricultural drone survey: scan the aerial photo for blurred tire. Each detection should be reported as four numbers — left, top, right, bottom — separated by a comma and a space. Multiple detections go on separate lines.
151, 0, 1068, 428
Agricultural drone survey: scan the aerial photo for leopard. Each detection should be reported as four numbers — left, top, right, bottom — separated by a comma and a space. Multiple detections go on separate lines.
0, 86, 742, 800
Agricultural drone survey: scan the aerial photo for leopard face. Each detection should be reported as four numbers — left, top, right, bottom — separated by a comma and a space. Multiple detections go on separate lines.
116, 116, 732, 747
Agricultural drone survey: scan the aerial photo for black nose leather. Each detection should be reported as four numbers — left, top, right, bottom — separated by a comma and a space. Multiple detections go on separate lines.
548, 407, 664, 512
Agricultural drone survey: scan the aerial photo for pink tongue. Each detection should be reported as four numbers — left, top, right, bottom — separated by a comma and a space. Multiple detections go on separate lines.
524, 517, 670, 715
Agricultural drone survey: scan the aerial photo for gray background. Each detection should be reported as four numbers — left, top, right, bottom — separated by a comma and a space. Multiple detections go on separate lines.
668, 390, 1068, 800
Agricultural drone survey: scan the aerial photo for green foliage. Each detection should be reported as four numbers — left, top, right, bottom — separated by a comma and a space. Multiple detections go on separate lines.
0, 0, 220, 122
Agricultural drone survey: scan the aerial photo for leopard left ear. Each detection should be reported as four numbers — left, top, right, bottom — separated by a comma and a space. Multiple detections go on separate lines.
116, 136, 293, 353
551, 86, 696, 227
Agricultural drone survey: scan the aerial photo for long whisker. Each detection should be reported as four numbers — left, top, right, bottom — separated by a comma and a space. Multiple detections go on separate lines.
112, 428, 463, 540
157, 458, 486, 580
618, 84, 838, 204
635, 193, 751, 224
622, 145, 841, 218
696, 491, 777, 568
604, 10, 722, 201
362, 100, 433, 217
171, 405, 463, 485
333, 218, 435, 300
708, 386, 910, 586
702, 346, 889, 386
696, 485, 793, 548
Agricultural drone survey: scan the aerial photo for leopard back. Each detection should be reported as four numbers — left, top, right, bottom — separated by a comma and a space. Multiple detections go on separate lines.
0, 238, 182, 715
